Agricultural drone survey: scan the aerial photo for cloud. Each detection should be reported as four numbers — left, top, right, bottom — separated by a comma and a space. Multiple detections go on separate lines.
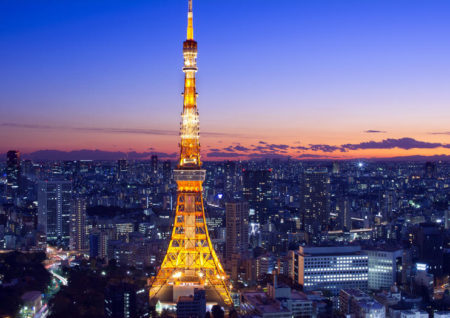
207, 151, 242, 158
364, 130, 387, 133
309, 144, 344, 153
1, 122, 244, 138
204, 137, 450, 159
342, 138, 446, 150
234, 145, 250, 152
429, 131, 450, 135
247, 153, 292, 160
291, 145, 309, 150
296, 154, 336, 159
266, 144, 290, 150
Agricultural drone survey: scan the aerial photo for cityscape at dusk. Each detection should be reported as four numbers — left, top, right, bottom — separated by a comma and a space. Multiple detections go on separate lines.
1, 0, 450, 318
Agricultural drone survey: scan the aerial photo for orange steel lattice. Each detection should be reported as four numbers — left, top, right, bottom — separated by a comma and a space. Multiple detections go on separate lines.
149, 0, 233, 307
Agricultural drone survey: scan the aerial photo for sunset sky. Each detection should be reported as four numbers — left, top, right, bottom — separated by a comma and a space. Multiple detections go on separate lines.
1, 0, 449, 160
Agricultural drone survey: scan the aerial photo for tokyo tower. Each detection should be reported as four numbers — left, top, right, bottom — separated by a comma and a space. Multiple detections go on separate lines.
149, 0, 233, 308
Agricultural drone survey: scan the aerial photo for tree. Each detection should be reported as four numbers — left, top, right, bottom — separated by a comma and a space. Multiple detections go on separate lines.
48, 267, 106, 318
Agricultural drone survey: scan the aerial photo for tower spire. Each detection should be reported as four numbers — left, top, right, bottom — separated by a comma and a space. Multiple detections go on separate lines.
187, 0, 194, 40
148, 0, 233, 308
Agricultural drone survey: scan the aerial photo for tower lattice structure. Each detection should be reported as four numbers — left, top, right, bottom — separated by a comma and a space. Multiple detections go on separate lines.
149, 0, 233, 307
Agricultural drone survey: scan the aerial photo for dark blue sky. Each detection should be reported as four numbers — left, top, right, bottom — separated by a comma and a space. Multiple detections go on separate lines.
1, 0, 449, 159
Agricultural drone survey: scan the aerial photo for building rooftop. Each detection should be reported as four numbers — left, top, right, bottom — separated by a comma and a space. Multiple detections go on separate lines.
299, 245, 362, 256
21, 291, 42, 302
341, 288, 370, 299
242, 292, 290, 314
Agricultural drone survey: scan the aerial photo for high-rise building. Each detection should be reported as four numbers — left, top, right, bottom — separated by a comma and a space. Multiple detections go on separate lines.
445, 210, 450, 230
225, 201, 249, 260
412, 223, 444, 276
296, 246, 368, 295
335, 179, 351, 231
364, 248, 403, 290
332, 161, 340, 175
89, 228, 110, 259
242, 169, 272, 224
117, 159, 128, 181
105, 283, 138, 318
300, 168, 330, 241
224, 161, 237, 197
424, 162, 436, 179
149, 0, 232, 307
6, 150, 21, 202
37, 180, 72, 243
162, 160, 172, 182
336, 197, 351, 231
151, 155, 158, 175
70, 197, 87, 250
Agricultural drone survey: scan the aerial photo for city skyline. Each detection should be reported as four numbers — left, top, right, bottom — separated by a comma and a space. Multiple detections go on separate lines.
2, 1, 450, 316
1, 0, 450, 160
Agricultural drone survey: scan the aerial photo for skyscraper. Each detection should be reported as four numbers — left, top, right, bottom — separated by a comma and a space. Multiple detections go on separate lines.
70, 197, 87, 251
225, 201, 249, 260
224, 161, 237, 197
162, 160, 172, 182
413, 223, 444, 276
6, 150, 21, 202
37, 180, 72, 243
300, 168, 330, 242
424, 161, 436, 179
117, 159, 128, 181
151, 155, 158, 175
149, 0, 232, 307
89, 228, 110, 259
242, 169, 272, 224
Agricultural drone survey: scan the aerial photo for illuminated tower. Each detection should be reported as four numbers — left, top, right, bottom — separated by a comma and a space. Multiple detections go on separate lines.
149, 0, 233, 307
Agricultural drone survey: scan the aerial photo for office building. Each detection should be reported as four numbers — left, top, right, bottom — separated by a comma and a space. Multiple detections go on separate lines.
70, 197, 87, 250
151, 155, 158, 175
162, 160, 172, 181
243, 169, 272, 224
296, 246, 368, 295
445, 210, 450, 230
117, 159, 128, 181
365, 248, 403, 290
6, 150, 21, 202
300, 168, 330, 241
224, 161, 237, 196
412, 223, 444, 276
225, 201, 249, 259
37, 180, 72, 243
424, 162, 436, 179
89, 228, 114, 259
